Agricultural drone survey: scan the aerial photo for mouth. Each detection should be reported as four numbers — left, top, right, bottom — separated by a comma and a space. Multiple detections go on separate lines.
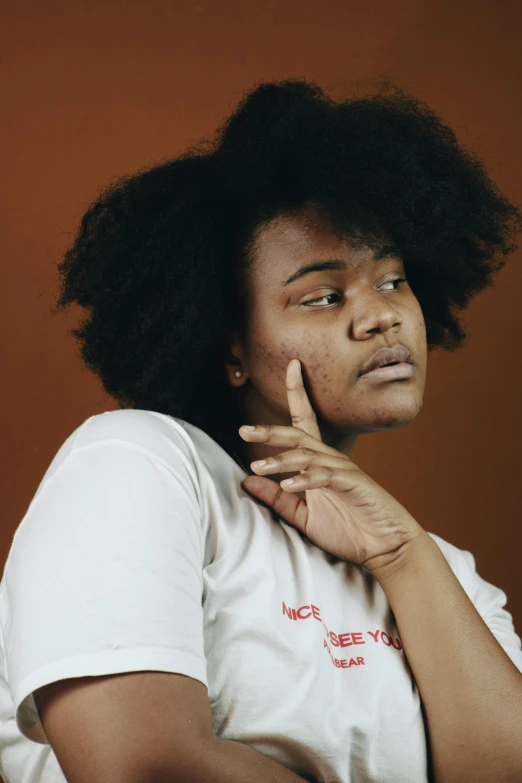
359, 361, 415, 381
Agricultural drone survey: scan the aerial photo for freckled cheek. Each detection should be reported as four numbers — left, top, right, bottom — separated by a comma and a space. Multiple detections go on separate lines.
249, 338, 303, 393
285, 347, 340, 404
411, 311, 428, 364
251, 344, 278, 377
248, 317, 337, 392
412, 301, 427, 333
249, 331, 292, 378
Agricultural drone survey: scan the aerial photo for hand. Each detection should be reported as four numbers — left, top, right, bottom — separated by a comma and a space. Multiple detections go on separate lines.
239, 359, 426, 573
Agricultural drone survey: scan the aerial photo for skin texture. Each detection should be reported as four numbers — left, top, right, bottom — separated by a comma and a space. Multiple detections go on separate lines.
225, 205, 427, 492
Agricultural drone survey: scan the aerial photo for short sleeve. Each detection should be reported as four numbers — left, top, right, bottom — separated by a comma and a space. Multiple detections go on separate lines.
457, 547, 522, 674
1, 437, 207, 744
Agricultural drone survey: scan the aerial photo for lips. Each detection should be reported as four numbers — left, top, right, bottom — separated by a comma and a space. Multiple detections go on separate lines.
359, 344, 412, 376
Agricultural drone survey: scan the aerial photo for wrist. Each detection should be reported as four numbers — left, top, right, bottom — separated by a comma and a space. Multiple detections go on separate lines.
364, 525, 429, 584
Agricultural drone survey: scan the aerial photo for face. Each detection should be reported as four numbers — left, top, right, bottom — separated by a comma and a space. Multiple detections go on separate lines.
226, 206, 427, 469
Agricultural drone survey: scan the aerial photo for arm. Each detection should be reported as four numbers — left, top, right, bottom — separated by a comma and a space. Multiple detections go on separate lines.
371, 531, 522, 783
156, 736, 316, 783
34, 672, 314, 783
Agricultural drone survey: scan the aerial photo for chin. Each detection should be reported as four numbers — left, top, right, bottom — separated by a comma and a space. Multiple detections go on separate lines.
365, 402, 423, 432
351, 393, 424, 431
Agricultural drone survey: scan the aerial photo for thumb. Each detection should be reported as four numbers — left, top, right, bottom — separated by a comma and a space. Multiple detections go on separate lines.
240, 474, 308, 533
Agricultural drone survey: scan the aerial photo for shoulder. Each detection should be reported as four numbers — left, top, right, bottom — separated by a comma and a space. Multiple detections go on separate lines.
73, 409, 198, 464
427, 532, 522, 672
427, 531, 487, 600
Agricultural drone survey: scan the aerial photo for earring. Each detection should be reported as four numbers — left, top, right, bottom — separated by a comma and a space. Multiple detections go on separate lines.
234, 370, 242, 378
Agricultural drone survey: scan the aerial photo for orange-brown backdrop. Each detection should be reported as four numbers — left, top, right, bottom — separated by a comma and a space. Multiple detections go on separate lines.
2, 0, 521, 714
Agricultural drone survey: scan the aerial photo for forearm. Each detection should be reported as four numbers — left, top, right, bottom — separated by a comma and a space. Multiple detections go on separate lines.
157, 736, 314, 783
372, 531, 522, 783
208, 738, 315, 782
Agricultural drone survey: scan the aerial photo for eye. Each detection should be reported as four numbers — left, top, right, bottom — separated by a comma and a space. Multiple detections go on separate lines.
302, 292, 341, 307
381, 277, 407, 291
302, 278, 407, 307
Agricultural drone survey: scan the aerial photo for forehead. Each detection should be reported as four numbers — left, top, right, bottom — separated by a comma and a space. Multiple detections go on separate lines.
253, 209, 345, 261
248, 208, 386, 287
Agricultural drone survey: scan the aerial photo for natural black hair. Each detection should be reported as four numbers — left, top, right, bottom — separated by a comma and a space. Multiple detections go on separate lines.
52, 77, 521, 467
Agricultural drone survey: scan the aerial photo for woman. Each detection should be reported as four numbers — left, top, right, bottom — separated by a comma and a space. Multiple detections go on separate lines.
1, 78, 521, 783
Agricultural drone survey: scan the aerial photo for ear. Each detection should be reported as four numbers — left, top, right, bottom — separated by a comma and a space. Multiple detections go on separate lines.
224, 330, 249, 386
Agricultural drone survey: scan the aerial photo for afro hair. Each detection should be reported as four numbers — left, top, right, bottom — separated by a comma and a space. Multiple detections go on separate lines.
52, 77, 521, 465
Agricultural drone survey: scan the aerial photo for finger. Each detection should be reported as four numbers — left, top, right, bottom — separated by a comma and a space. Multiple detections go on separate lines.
240, 474, 309, 533
287, 359, 322, 442
250, 446, 351, 476
239, 423, 344, 459
278, 465, 358, 492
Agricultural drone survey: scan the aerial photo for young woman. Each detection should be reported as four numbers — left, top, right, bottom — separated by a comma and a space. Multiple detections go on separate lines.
1, 78, 521, 783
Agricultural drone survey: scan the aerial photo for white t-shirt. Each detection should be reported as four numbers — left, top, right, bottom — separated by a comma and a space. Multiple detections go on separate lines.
1, 409, 521, 783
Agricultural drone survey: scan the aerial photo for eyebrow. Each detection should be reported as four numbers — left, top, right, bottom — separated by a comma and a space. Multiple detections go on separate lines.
281, 245, 403, 287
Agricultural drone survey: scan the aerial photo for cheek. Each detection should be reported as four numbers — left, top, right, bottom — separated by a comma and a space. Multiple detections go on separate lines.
411, 306, 428, 359
280, 336, 341, 404
411, 298, 427, 333
249, 337, 281, 377
249, 329, 330, 391
251, 323, 341, 382
279, 332, 334, 374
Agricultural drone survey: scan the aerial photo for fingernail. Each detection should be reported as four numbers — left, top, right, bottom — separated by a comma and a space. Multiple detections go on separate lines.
241, 425, 256, 431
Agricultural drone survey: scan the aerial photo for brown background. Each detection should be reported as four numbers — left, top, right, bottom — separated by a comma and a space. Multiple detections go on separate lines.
1, 0, 521, 753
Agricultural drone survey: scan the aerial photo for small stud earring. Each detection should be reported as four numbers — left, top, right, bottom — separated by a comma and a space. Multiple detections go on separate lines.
234, 370, 242, 378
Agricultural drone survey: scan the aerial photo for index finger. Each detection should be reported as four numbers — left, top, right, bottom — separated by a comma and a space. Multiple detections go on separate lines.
286, 359, 323, 442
